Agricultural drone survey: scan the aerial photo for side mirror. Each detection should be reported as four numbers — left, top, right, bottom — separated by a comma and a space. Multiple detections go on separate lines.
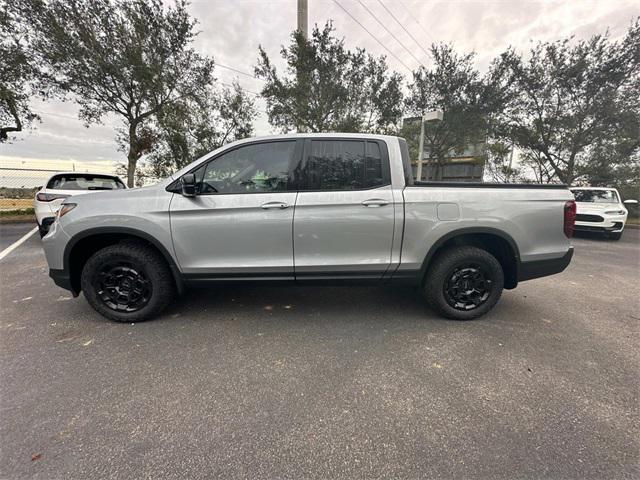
623, 199, 638, 205
181, 173, 197, 197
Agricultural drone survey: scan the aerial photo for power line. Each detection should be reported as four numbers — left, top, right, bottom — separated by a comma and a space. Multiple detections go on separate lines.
398, 0, 438, 48
377, 0, 432, 63
219, 81, 262, 97
356, 0, 424, 68
331, 0, 413, 73
216, 63, 266, 82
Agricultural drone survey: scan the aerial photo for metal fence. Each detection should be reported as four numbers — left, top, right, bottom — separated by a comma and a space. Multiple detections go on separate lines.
0, 167, 160, 212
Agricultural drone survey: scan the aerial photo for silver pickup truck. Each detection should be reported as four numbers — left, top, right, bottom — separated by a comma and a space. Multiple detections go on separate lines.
43, 133, 575, 322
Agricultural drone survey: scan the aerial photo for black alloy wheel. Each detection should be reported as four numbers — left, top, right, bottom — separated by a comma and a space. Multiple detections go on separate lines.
94, 261, 152, 312
443, 264, 492, 311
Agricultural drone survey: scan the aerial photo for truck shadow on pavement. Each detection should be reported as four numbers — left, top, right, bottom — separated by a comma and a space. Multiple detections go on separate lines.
151, 284, 513, 328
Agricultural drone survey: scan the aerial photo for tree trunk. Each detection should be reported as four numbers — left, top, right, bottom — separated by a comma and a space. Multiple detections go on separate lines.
126, 122, 139, 188
0, 94, 23, 142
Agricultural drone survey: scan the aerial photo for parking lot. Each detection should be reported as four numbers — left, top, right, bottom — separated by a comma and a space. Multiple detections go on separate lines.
1, 222, 638, 479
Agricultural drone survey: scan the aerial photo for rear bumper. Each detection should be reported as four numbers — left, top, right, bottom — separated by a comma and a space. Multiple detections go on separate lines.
518, 247, 573, 282
38, 217, 56, 235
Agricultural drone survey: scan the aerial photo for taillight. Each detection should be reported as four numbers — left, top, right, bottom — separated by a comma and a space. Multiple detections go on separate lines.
564, 200, 576, 238
36, 192, 70, 202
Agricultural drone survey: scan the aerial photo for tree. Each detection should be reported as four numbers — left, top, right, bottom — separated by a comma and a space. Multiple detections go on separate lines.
483, 142, 523, 183
147, 82, 257, 178
0, 0, 41, 142
405, 44, 498, 180
255, 22, 403, 134
20, 0, 214, 186
494, 19, 640, 185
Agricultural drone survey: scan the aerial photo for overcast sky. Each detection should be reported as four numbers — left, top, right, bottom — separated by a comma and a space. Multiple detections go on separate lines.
1, 0, 637, 172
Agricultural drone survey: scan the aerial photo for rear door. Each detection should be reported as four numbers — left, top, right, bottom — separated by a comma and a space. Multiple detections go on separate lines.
170, 140, 302, 278
293, 138, 396, 279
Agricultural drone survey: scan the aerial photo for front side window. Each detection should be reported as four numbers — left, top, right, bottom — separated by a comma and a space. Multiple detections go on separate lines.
196, 141, 297, 194
571, 189, 619, 203
301, 140, 390, 191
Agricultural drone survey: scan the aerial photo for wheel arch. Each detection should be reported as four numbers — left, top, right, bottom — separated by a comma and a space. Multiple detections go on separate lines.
420, 227, 521, 289
64, 227, 184, 296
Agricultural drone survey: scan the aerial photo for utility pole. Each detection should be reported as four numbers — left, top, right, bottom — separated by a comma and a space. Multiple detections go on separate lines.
296, 0, 308, 133
298, 0, 308, 38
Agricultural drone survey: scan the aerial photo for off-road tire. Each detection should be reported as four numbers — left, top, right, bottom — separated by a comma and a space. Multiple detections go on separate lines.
424, 246, 504, 321
80, 242, 175, 322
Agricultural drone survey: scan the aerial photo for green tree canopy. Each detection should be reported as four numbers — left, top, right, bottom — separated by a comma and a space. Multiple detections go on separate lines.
0, 0, 42, 142
493, 19, 640, 185
19, 0, 215, 186
255, 22, 403, 134
147, 82, 256, 178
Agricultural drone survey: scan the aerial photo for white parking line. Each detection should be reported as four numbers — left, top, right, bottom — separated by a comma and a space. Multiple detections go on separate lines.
0, 227, 38, 261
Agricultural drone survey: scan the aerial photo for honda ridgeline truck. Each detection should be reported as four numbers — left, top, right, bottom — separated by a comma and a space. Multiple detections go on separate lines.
42, 134, 576, 322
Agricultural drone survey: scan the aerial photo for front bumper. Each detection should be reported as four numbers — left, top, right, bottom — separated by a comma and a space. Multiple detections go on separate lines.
49, 268, 79, 296
518, 247, 574, 282
574, 213, 626, 232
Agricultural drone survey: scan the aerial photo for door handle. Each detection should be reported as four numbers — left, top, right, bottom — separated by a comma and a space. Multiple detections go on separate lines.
261, 201, 290, 210
361, 199, 389, 207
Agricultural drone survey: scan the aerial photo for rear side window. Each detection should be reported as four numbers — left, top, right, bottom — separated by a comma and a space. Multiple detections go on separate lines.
301, 140, 390, 191
47, 174, 126, 190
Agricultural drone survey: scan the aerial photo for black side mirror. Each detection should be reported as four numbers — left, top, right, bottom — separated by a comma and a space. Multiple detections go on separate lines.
181, 173, 197, 197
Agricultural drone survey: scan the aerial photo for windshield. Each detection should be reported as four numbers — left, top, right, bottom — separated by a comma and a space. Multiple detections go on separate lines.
47, 174, 126, 191
571, 189, 619, 203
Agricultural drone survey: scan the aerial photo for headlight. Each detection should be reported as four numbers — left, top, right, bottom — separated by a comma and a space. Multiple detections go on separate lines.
604, 209, 626, 215
57, 203, 77, 218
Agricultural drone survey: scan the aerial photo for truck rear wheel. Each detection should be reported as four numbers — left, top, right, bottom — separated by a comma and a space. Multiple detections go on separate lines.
80, 242, 175, 322
424, 246, 504, 320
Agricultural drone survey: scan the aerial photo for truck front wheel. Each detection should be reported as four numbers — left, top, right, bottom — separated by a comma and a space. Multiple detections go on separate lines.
424, 246, 504, 320
80, 242, 175, 322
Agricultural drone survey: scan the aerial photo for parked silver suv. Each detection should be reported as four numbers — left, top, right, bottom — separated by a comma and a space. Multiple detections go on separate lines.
42, 134, 575, 322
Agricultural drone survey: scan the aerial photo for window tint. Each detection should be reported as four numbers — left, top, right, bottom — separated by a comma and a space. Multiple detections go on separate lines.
302, 140, 390, 191
571, 189, 619, 203
47, 174, 125, 190
198, 141, 296, 194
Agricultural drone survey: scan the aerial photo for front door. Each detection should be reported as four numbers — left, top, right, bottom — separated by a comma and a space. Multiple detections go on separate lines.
293, 138, 396, 279
170, 140, 302, 279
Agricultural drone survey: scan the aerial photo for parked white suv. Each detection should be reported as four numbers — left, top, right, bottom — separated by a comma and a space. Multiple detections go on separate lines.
570, 187, 637, 240
35, 173, 126, 236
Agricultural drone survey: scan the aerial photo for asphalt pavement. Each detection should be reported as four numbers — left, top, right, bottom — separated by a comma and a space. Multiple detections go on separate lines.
0, 222, 37, 251
1, 225, 638, 479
